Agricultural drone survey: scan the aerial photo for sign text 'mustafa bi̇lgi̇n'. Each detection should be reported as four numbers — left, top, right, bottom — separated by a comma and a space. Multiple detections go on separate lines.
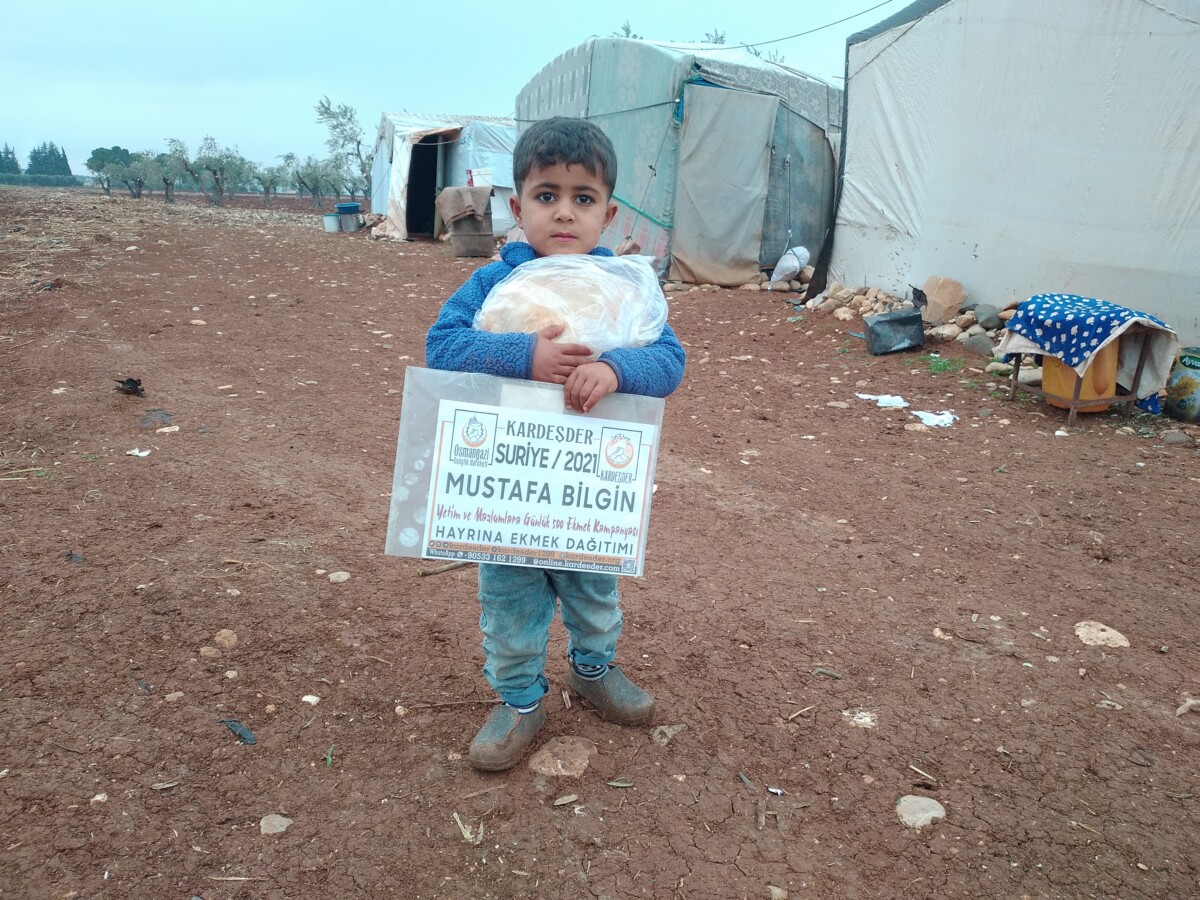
422, 401, 657, 574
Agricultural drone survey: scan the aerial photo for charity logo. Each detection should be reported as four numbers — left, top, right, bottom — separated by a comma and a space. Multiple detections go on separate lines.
461, 415, 488, 447
450, 409, 497, 467
604, 432, 635, 469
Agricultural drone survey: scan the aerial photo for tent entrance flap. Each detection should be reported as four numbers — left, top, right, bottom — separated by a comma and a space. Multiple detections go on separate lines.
668, 85, 778, 286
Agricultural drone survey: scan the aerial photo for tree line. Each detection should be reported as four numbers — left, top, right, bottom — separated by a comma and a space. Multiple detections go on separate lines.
0, 96, 372, 207
0, 141, 78, 185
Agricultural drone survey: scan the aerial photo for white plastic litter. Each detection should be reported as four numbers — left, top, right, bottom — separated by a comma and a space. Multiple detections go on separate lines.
125, 448, 151, 457
856, 393, 909, 408
911, 410, 958, 427
475, 255, 666, 356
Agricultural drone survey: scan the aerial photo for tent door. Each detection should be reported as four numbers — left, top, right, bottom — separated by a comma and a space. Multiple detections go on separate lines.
669, 84, 779, 285
406, 136, 446, 238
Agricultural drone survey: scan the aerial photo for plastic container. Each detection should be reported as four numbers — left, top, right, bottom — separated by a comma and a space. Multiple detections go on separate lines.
339, 213, 361, 233
336, 202, 361, 215
322, 213, 340, 233
1164, 347, 1200, 422
1042, 340, 1118, 412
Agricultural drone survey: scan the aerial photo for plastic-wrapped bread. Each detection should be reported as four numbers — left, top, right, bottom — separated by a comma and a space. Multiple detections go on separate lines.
474, 255, 667, 356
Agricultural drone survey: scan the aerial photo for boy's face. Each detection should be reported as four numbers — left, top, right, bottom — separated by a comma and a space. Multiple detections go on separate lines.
509, 162, 618, 257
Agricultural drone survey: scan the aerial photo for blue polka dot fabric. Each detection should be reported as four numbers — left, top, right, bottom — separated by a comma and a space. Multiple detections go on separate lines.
1005, 293, 1172, 413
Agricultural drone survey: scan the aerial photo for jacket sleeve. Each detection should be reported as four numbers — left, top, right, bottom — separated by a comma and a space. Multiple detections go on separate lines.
597, 321, 686, 398
425, 266, 537, 379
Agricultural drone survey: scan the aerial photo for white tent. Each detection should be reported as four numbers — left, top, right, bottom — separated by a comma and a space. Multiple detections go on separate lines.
825, 0, 1200, 343
370, 113, 517, 241
517, 39, 842, 285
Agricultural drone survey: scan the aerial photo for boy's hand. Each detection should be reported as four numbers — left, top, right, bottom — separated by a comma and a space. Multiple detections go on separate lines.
563, 361, 618, 413
531, 324, 592, 384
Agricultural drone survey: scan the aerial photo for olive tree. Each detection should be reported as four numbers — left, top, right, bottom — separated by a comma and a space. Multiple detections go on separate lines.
315, 96, 372, 201
167, 136, 251, 206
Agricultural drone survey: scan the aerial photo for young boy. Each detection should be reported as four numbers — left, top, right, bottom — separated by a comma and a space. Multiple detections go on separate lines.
425, 117, 686, 771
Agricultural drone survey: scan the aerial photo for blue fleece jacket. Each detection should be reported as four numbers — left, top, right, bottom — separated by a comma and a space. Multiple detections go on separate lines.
425, 242, 686, 398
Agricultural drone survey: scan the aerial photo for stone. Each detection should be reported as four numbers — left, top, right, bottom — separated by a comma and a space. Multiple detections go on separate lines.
816, 297, 841, 313
1074, 620, 1129, 648
789, 280, 803, 292
985, 361, 1013, 376
769, 888, 789, 900
739, 283, 761, 292
661, 282, 677, 292
1162, 430, 1193, 445
966, 323, 986, 336
896, 795, 946, 829
199, 646, 222, 659
866, 286, 880, 301
920, 275, 966, 325
260, 814, 294, 835
926, 323, 963, 343
328, 571, 350, 584
650, 724, 688, 746
800, 266, 814, 284
974, 303, 1003, 329
833, 308, 857, 322
528, 736, 597, 777
834, 288, 856, 302
963, 334, 997, 358
1016, 366, 1043, 386
955, 312, 977, 329
214, 629, 238, 650
165, 691, 184, 702
998, 308, 1016, 321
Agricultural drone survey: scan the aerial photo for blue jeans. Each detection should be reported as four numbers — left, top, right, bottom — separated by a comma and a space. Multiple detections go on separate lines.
477, 563, 622, 708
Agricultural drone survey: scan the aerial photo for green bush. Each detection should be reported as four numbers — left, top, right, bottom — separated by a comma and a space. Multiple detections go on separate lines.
0, 174, 84, 187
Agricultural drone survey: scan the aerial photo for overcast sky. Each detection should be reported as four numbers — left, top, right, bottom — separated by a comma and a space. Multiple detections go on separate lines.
3, 0, 904, 173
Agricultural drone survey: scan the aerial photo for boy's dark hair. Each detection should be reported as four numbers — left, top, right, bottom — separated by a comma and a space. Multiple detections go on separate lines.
512, 117, 617, 197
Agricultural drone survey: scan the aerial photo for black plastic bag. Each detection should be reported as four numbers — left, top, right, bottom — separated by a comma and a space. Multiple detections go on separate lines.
864, 309, 925, 355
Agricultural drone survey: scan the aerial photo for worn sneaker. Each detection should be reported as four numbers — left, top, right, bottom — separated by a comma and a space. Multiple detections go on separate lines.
468, 703, 547, 772
567, 665, 655, 725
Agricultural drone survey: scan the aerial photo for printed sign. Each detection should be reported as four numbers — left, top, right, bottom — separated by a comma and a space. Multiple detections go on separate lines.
385, 368, 665, 576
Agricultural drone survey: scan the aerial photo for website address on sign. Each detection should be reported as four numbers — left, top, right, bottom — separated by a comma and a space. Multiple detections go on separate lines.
425, 540, 629, 572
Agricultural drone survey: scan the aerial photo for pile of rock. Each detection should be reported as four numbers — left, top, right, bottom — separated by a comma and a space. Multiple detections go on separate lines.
809, 274, 1025, 361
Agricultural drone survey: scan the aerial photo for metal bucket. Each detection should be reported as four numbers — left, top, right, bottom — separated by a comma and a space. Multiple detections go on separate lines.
449, 212, 494, 258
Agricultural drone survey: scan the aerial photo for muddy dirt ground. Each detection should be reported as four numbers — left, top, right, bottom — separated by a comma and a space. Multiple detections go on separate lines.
1, 186, 1198, 899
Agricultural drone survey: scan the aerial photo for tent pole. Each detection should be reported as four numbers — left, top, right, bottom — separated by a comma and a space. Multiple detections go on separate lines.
433, 138, 446, 237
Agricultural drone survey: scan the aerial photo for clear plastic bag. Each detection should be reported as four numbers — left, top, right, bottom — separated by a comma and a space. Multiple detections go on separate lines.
474, 255, 667, 355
